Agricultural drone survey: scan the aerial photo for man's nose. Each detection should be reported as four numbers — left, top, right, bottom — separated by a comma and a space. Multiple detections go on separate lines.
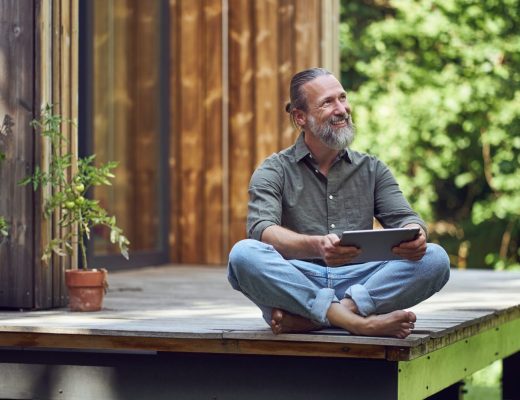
333, 99, 350, 115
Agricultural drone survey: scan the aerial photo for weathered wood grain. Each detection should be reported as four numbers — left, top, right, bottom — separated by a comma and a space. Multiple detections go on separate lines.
165, 0, 332, 263
203, 0, 224, 264
294, 0, 321, 71
0, 0, 35, 308
168, 0, 181, 262
228, 0, 255, 248
33, 0, 54, 309
179, 0, 205, 263
254, 0, 279, 166
278, 0, 298, 150
0, 268, 519, 362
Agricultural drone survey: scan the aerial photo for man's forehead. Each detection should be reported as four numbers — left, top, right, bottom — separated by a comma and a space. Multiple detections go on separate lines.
303, 75, 345, 99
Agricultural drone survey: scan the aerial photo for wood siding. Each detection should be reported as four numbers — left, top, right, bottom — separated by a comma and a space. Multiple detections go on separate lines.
170, 0, 338, 264
0, 0, 79, 308
0, 0, 35, 308
0, 0, 338, 309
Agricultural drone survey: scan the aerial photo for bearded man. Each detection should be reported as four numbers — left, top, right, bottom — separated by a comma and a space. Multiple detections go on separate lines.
227, 68, 450, 338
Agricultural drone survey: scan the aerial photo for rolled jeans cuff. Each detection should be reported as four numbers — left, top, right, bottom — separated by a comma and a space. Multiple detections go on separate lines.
345, 284, 376, 317
311, 288, 337, 326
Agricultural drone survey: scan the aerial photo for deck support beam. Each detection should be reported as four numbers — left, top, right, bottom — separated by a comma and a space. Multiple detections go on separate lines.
0, 349, 398, 400
398, 318, 520, 400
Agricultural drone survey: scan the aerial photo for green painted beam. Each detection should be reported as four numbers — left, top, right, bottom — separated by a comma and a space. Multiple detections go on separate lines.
397, 317, 520, 400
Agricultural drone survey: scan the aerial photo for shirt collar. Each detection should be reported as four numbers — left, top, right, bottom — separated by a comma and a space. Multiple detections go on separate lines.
294, 132, 353, 164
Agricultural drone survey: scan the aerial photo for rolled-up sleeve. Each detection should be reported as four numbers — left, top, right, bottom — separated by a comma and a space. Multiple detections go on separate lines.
374, 160, 428, 236
247, 157, 284, 240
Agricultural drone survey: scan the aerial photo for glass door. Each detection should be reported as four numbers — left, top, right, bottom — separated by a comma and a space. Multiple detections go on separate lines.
79, 0, 169, 269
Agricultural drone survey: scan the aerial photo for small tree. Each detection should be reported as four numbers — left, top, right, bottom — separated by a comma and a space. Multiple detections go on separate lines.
20, 105, 129, 269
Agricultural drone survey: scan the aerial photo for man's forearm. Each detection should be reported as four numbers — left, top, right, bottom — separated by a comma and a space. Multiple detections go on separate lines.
261, 225, 322, 260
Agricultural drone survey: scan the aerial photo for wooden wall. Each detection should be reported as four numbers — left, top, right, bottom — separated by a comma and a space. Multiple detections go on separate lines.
169, 0, 339, 264
0, 0, 35, 308
0, 0, 79, 308
0, 0, 338, 310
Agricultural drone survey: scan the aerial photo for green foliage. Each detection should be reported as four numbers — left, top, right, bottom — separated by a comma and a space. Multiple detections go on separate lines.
0, 216, 8, 238
341, 0, 520, 269
21, 104, 129, 269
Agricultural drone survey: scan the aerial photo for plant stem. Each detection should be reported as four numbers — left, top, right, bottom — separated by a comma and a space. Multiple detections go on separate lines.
78, 209, 88, 270
79, 234, 88, 271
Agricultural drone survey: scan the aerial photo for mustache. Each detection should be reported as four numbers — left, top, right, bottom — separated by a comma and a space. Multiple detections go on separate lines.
329, 114, 351, 124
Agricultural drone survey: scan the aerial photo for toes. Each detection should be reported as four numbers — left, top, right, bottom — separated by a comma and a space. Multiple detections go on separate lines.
407, 311, 417, 322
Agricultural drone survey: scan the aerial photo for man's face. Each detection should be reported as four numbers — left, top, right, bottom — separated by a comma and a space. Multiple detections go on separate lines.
302, 75, 355, 150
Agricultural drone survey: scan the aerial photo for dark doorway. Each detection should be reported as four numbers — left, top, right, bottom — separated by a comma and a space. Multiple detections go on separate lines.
79, 0, 170, 269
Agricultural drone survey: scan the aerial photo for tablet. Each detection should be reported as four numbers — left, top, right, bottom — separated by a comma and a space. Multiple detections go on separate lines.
339, 227, 420, 263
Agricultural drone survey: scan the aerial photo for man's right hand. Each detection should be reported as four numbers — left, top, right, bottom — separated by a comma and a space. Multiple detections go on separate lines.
319, 234, 361, 266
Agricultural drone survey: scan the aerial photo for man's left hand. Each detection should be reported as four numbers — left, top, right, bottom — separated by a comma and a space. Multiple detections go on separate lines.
392, 224, 427, 261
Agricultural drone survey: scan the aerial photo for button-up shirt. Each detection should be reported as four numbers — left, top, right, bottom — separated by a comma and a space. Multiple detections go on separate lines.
247, 133, 426, 242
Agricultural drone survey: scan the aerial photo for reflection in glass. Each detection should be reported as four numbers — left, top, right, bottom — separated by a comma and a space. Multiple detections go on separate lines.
91, 0, 161, 255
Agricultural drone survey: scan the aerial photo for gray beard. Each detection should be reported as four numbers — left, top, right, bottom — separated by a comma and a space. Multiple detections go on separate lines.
307, 114, 356, 150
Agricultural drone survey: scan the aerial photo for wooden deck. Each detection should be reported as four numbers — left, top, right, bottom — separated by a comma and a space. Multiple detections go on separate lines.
1, 266, 520, 399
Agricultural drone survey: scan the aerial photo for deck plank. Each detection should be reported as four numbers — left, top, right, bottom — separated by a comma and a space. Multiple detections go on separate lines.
1, 266, 520, 360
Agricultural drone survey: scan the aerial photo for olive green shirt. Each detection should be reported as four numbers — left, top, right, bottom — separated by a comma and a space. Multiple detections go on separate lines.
247, 133, 426, 242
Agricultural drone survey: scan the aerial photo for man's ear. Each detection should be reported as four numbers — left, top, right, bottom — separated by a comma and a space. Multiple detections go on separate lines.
293, 110, 306, 127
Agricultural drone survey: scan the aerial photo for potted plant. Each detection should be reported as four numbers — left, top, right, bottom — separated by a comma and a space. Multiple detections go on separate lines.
20, 104, 130, 311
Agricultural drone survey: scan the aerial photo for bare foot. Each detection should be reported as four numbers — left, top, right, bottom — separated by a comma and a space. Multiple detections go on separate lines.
327, 304, 416, 339
270, 308, 322, 335
354, 310, 416, 339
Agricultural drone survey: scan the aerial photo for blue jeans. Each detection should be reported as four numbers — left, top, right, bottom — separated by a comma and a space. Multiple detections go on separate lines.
228, 239, 450, 326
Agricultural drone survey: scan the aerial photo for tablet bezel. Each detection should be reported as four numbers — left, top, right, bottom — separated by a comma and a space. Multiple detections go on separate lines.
339, 227, 420, 263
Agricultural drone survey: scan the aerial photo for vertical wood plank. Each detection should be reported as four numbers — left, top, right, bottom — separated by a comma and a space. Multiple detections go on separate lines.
51, 0, 63, 304
34, 0, 54, 309
294, 0, 321, 71
56, 0, 71, 306
228, 0, 255, 249
320, 0, 340, 76
179, 0, 204, 263
278, 0, 297, 149
69, 0, 79, 269
0, 0, 35, 308
168, 0, 181, 262
253, 0, 279, 167
169, 0, 331, 264
203, 0, 224, 264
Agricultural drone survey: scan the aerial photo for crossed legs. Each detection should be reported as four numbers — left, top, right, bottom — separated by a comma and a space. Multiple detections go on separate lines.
228, 239, 449, 338
271, 299, 416, 339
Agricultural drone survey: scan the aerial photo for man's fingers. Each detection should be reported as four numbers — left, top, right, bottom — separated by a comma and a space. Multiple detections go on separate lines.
324, 245, 361, 266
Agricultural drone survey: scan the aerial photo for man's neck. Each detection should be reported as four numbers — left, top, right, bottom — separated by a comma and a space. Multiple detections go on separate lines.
303, 130, 340, 176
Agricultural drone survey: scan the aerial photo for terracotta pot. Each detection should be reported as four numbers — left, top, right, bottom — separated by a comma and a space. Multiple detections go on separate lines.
65, 269, 108, 312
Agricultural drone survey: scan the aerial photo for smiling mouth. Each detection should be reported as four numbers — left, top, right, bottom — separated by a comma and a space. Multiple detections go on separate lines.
330, 116, 349, 127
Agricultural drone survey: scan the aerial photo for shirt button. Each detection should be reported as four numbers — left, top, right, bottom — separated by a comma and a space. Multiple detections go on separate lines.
330, 223, 335, 229
314, 169, 319, 174
329, 195, 334, 200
